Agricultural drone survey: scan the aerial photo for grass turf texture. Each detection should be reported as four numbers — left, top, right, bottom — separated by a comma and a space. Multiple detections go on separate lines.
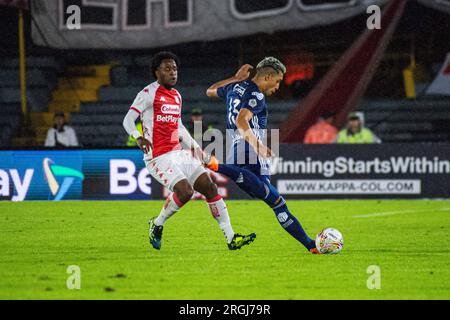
0, 200, 449, 300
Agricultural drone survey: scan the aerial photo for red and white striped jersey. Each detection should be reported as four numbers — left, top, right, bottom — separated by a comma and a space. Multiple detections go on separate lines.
129, 81, 183, 159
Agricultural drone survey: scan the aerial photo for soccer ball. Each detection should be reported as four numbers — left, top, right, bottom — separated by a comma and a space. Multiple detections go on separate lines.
315, 228, 344, 254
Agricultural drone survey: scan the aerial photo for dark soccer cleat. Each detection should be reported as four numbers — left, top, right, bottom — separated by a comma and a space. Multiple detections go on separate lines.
149, 217, 163, 250
228, 233, 256, 250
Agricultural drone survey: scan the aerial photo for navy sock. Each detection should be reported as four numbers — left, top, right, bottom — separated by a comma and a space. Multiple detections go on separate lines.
217, 164, 315, 250
272, 198, 316, 250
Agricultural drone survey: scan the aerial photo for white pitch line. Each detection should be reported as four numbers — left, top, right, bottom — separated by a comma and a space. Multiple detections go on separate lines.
353, 208, 450, 218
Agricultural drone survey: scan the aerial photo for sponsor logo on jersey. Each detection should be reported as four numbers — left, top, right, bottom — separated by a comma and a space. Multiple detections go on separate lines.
156, 114, 178, 123
248, 99, 258, 108
161, 104, 180, 115
233, 84, 246, 96
252, 92, 264, 100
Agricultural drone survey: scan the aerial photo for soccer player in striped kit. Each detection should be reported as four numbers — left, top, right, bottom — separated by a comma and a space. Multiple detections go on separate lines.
123, 51, 255, 250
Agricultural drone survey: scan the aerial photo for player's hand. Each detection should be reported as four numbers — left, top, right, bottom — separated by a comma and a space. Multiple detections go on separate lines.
136, 137, 152, 154
256, 143, 274, 159
192, 147, 206, 162
234, 64, 253, 81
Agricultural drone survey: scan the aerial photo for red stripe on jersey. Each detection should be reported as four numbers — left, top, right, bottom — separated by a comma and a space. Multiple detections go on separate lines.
151, 85, 182, 158
130, 107, 141, 114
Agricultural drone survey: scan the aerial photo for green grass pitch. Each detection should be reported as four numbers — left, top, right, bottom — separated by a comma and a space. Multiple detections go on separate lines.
0, 200, 449, 300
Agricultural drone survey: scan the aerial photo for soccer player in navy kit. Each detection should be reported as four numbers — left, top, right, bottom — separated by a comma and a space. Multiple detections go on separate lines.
205, 57, 321, 254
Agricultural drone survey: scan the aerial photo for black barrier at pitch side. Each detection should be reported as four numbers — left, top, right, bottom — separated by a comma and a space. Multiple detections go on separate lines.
1, 144, 449, 201
267, 144, 450, 199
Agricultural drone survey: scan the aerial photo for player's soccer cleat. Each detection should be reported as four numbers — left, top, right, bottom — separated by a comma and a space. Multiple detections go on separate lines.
309, 248, 320, 254
149, 217, 163, 250
203, 154, 219, 172
228, 233, 256, 250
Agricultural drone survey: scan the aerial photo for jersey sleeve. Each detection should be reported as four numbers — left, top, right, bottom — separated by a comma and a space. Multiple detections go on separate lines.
129, 90, 150, 114
217, 83, 231, 100
241, 90, 264, 114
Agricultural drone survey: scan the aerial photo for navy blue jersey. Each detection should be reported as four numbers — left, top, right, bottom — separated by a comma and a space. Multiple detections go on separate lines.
217, 80, 267, 131
217, 80, 270, 175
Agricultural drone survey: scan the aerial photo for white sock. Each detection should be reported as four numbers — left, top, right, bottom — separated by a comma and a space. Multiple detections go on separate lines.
207, 196, 235, 243
154, 193, 182, 226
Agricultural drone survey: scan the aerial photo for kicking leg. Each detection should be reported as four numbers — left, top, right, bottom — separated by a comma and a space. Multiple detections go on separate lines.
208, 160, 315, 250
262, 180, 316, 250
193, 172, 256, 250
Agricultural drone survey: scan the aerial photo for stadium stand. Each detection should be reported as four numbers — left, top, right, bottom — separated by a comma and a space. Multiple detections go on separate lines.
2, 50, 450, 148
0, 55, 62, 147
360, 98, 450, 143
67, 53, 307, 147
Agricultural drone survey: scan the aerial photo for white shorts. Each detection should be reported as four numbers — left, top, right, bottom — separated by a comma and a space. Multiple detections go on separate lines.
145, 149, 207, 191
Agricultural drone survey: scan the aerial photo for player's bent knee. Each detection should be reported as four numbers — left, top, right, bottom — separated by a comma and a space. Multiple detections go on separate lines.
193, 173, 218, 199
174, 180, 194, 204
204, 181, 218, 198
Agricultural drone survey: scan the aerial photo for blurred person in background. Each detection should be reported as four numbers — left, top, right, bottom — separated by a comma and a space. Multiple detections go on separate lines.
303, 112, 337, 144
336, 112, 381, 144
187, 108, 207, 142
187, 108, 215, 144
44, 112, 79, 148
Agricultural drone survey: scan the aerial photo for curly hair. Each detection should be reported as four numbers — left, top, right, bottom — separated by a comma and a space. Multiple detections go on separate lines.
151, 51, 180, 79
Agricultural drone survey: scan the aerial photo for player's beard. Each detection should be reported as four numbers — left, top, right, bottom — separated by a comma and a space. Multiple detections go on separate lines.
165, 77, 177, 89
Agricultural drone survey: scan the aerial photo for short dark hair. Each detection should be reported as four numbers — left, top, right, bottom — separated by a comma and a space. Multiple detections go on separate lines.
151, 51, 180, 79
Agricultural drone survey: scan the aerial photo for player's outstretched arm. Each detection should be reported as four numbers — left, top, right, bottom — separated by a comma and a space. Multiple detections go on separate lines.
206, 64, 253, 98
236, 109, 273, 159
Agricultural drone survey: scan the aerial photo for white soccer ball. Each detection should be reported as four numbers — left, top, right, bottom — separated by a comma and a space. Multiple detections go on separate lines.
315, 228, 344, 254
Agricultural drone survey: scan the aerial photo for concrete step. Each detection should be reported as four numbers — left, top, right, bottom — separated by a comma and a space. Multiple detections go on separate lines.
48, 100, 80, 113
58, 76, 110, 90
52, 89, 98, 102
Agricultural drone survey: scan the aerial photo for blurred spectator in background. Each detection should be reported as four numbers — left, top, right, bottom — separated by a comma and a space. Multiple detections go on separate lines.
126, 121, 143, 147
44, 112, 79, 148
303, 112, 337, 144
187, 108, 210, 142
336, 112, 381, 144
